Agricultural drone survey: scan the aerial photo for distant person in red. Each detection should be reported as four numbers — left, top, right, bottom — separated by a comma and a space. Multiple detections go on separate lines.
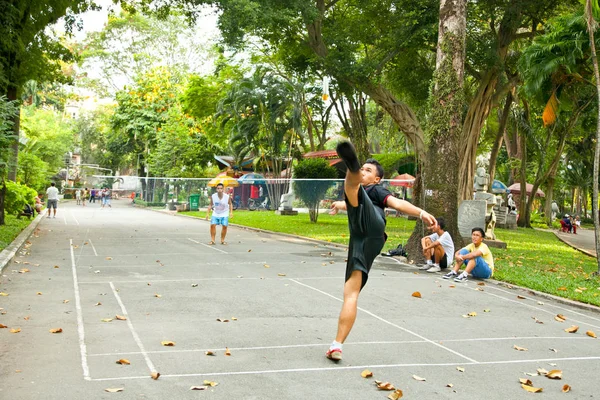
250, 185, 259, 199
130, 192, 135, 203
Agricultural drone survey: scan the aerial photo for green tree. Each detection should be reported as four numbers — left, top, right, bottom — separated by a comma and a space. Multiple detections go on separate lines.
293, 158, 337, 223
0, 95, 18, 225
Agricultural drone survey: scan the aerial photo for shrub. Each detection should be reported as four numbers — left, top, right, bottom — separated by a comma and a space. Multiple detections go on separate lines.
64, 193, 73, 199
293, 158, 337, 223
4, 181, 36, 215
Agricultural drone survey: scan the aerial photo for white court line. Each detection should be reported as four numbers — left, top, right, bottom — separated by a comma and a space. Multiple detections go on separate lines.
76, 252, 206, 258
187, 237, 228, 254
63, 215, 68, 225
289, 279, 478, 363
71, 212, 80, 226
87, 336, 593, 357
77, 275, 426, 284
88, 355, 600, 381
70, 239, 91, 381
484, 284, 600, 324
88, 239, 98, 257
462, 284, 600, 330
109, 282, 157, 374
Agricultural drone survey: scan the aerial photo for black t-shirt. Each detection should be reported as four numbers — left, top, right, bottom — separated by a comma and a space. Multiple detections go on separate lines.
365, 184, 393, 221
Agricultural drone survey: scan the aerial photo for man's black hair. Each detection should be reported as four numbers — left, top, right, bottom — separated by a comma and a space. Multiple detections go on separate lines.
51, 182, 55, 187
364, 158, 384, 179
472, 227, 485, 236
437, 217, 446, 230
216, 183, 224, 188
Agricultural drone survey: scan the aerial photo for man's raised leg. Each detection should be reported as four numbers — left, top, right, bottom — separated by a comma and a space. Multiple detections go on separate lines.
336, 141, 362, 207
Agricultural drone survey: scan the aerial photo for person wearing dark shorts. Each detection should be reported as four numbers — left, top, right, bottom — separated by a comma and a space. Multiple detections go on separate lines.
326, 141, 437, 362
420, 217, 454, 273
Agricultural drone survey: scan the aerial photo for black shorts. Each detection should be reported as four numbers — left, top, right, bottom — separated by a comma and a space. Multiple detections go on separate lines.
439, 253, 448, 269
345, 186, 387, 290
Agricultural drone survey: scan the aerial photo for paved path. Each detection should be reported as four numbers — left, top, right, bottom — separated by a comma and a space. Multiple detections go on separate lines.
554, 228, 597, 258
1, 201, 600, 399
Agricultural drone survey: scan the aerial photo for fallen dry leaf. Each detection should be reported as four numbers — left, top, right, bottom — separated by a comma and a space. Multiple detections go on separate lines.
0, 324, 7, 328
190, 386, 207, 391
449, 285, 456, 288
586, 330, 597, 338
517, 295, 526, 299
0, 292, 8, 296
483, 309, 491, 313
564, 325, 579, 333
225, 347, 231, 356
94, 302, 101, 306
203, 380, 218, 387
36, 292, 42, 295
477, 282, 485, 286
537, 368, 549, 376
116, 359, 130, 365
101, 318, 113, 322
361, 369, 373, 378
519, 378, 533, 386
106, 257, 112, 260
205, 351, 215, 356
151, 372, 160, 380
562, 384, 571, 393
161, 341, 175, 346
277, 273, 286, 277
231, 317, 238, 321
546, 370, 562, 379
104, 388, 124, 393
115, 315, 127, 321
411, 291, 422, 298
513, 345, 528, 351
468, 312, 477, 317
10, 328, 21, 333
154, 294, 161, 298
446, 383, 454, 388
19, 269, 30, 273
456, 367, 465, 372
375, 381, 395, 391
49, 328, 63, 333
549, 348, 558, 353
521, 384, 543, 393
412, 375, 426, 381
263, 264, 270, 268
387, 389, 403, 400
63, 300, 70, 304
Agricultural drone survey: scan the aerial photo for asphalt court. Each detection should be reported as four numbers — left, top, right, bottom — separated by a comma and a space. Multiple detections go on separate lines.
1, 201, 600, 399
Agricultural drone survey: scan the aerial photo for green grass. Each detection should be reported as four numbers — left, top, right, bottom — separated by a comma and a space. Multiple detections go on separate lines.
184, 210, 416, 250
182, 210, 600, 306
0, 215, 33, 252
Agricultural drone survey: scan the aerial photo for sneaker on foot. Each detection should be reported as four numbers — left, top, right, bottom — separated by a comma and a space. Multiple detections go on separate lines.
427, 264, 441, 273
454, 273, 468, 283
326, 348, 342, 361
418, 264, 431, 270
442, 270, 457, 279
336, 141, 361, 172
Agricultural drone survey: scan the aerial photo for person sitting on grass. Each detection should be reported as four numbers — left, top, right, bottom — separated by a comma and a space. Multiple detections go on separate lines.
419, 217, 454, 273
443, 227, 494, 283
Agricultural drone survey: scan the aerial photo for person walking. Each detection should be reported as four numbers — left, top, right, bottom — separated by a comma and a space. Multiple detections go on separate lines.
75, 188, 82, 205
326, 141, 437, 362
45, 182, 59, 218
205, 183, 233, 245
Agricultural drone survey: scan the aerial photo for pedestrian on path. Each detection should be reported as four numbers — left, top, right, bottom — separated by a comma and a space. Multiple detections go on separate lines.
326, 141, 437, 362
443, 227, 494, 282
205, 183, 233, 245
419, 217, 454, 273
82, 188, 88, 207
45, 182, 59, 218
75, 188, 82, 205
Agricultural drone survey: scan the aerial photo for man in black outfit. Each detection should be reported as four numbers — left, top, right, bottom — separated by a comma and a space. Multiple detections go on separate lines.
326, 141, 437, 361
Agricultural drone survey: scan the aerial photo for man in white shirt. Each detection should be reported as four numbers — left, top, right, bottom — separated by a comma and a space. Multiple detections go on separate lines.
205, 183, 233, 245
46, 182, 59, 218
420, 217, 454, 273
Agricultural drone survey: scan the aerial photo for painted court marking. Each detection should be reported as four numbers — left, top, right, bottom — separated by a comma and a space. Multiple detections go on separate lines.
109, 282, 157, 374
88, 356, 600, 382
187, 237, 228, 254
290, 279, 479, 363
70, 239, 91, 381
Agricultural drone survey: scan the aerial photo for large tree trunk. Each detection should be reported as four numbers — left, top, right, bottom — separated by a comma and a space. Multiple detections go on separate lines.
7, 86, 20, 182
545, 177, 556, 226
489, 92, 513, 183
406, 0, 467, 260
585, 0, 600, 274
0, 180, 5, 226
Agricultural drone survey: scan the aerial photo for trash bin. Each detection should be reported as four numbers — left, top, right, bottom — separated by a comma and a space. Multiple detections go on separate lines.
188, 194, 200, 211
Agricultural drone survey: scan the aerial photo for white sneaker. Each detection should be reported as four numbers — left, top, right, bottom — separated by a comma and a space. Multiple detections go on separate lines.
426, 264, 441, 273
418, 263, 432, 270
